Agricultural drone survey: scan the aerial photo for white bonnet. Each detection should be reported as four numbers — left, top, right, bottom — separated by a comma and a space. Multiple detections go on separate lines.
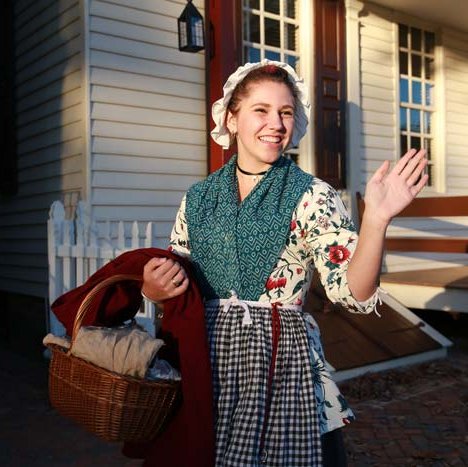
210, 59, 310, 149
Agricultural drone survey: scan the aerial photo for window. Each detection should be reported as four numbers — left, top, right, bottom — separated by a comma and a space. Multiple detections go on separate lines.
398, 24, 435, 186
243, 0, 300, 68
242, 0, 301, 162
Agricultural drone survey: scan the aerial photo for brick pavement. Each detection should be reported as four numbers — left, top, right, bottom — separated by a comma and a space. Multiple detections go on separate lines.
1, 340, 467, 466
341, 343, 468, 466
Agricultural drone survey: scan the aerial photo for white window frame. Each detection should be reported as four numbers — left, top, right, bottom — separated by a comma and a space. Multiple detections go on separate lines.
393, 18, 444, 194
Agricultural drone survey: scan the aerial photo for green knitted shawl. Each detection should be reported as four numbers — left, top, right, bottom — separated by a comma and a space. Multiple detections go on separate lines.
185, 155, 313, 300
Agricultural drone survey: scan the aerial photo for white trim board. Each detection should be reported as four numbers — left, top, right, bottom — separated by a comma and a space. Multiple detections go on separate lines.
381, 282, 468, 314
333, 347, 448, 382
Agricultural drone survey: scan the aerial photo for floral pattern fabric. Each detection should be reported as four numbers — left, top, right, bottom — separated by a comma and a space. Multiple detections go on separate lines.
169, 177, 381, 434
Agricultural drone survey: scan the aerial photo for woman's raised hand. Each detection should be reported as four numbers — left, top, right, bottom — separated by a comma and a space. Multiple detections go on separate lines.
141, 257, 189, 302
364, 148, 429, 227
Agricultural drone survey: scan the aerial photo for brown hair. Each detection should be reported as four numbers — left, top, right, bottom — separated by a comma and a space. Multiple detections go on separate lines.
227, 65, 297, 115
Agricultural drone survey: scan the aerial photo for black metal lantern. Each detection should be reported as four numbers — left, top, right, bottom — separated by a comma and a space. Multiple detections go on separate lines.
177, 0, 205, 52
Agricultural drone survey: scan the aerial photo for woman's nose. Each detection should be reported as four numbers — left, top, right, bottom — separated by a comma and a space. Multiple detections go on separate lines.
268, 112, 285, 130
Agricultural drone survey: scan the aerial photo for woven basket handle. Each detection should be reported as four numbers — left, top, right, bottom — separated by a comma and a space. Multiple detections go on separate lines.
70, 273, 142, 349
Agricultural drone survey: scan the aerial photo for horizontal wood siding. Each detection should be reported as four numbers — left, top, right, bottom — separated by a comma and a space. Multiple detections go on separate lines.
89, 0, 207, 246
0, 0, 85, 297
443, 29, 468, 194
358, 7, 395, 194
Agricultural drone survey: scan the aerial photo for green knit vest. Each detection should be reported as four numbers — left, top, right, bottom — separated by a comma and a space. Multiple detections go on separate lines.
185, 155, 313, 300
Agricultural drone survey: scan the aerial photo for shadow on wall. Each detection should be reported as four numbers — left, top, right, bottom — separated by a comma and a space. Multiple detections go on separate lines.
0, 0, 82, 355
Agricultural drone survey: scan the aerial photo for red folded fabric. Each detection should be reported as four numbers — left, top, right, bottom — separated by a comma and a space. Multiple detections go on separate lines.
51, 248, 215, 467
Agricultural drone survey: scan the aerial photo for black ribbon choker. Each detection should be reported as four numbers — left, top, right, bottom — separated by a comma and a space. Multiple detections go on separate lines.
236, 161, 268, 177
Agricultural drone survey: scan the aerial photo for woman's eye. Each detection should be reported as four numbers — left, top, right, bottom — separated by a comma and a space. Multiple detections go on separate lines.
255, 108, 267, 113
281, 111, 293, 117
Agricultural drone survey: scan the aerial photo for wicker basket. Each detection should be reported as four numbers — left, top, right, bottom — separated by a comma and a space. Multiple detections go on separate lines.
47, 274, 180, 443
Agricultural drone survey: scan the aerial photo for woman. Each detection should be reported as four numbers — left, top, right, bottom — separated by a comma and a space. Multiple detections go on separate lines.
141, 60, 428, 466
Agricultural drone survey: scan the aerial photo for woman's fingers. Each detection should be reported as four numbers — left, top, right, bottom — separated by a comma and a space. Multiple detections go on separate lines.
169, 268, 186, 288
369, 160, 390, 184
142, 257, 189, 301
161, 260, 186, 286
405, 156, 428, 187
394, 148, 418, 175
173, 276, 190, 294
398, 149, 426, 180
411, 173, 429, 196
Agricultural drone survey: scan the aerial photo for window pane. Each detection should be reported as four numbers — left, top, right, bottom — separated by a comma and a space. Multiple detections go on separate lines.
245, 46, 261, 62
265, 49, 280, 61
423, 112, 431, 133
424, 31, 435, 54
425, 83, 433, 106
412, 81, 422, 104
410, 109, 420, 132
399, 51, 408, 75
425, 57, 434, 80
424, 138, 433, 161
265, 18, 280, 47
411, 54, 422, 77
286, 0, 296, 18
411, 135, 421, 150
265, 0, 280, 14
411, 28, 422, 50
399, 24, 408, 48
400, 134, 408, 157
285, 54, 298, 70
285, 23, 297, 51
426, 164, 433, 185
251, 14, 260, 42
400, 107, 407, 132
400, 78, 409, 103
246, 0, 260, 7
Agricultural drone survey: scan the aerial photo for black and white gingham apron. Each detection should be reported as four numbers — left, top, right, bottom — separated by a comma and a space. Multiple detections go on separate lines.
205, 293, 322, 467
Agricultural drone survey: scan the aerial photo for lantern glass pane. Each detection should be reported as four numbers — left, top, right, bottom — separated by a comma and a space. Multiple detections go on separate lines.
178, 19, 187, 48
190, 17, 204, 47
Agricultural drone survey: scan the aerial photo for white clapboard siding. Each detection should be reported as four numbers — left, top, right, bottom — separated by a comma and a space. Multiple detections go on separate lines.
359, 7, 396, 191
92, 154, 206, 176
16, 65, 82, 108
90, 52, 205, 87
18, 138, 83, 170
92, 137, 206, 161
88, 0, 206, 251
443, 29, 468, 193
0, 0, 84, 298
91, 86, 205, 115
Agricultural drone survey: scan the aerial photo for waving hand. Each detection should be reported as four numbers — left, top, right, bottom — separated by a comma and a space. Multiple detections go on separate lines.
364, 148, 429, 225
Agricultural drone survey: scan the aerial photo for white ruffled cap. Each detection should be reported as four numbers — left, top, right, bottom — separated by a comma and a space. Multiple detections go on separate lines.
210, 59, 310, 149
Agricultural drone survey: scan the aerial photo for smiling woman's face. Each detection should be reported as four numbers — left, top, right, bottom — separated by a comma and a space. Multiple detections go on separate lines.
226, 80, 295, 171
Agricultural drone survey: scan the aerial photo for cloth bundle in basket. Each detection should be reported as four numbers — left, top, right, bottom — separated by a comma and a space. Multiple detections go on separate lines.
47, 274, 180, 443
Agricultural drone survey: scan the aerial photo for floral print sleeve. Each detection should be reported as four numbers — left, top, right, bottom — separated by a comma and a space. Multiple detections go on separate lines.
302, 181, 380, 315
168, 195, 191, 258
259, 179, 381, 315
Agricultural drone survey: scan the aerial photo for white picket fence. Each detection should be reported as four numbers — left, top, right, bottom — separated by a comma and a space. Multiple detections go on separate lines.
47, 200, 157, 336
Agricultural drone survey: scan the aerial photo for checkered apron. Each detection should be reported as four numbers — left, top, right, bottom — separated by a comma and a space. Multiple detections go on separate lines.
205, 294, 322, 467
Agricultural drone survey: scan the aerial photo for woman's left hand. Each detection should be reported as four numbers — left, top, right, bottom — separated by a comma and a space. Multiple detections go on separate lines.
364, 148, 429, 227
